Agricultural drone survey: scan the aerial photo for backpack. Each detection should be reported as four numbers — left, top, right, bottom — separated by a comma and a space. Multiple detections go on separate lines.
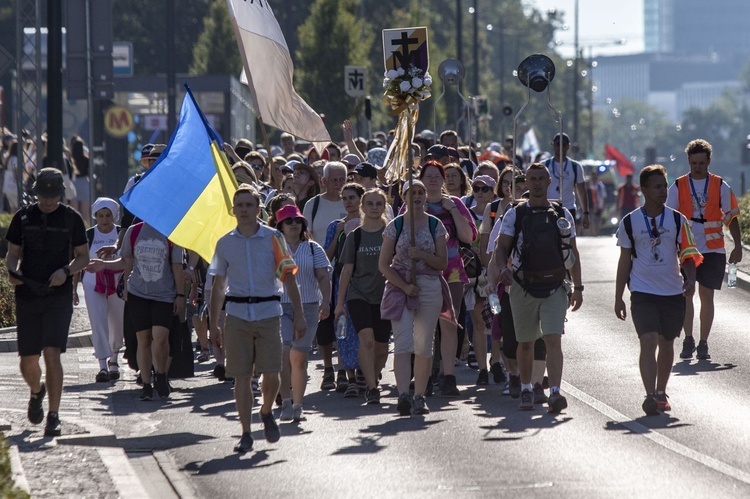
511, 200, 569, 297
622, 209, 681, 259
116, 222, 177, 298
460, 207, 482, 279
393, 214, 439, 253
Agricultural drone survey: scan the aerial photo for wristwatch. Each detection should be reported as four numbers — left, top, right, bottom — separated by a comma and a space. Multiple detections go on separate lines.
62, 266, 71, 277
574, 285, 584, 292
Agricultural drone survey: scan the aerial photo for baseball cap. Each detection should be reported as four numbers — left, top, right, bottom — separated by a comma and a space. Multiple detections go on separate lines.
353, 162, 378, 179
402, 179, 426, 195
342, 154, 361, 168
552, 133, 570, 145
33, 167, 65, 198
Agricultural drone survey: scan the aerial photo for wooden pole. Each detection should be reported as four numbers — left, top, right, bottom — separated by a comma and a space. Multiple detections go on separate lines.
407, 108, 417, 285
258, 115, 274, 181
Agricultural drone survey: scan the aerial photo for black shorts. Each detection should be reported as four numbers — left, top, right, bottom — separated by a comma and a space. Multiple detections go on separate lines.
316, 303, 336, 346
630, 291, 685, 341
347, 299, 391, 344
127, 293, 174, 331
696, 252, 726, 290
16, 294, 73, 356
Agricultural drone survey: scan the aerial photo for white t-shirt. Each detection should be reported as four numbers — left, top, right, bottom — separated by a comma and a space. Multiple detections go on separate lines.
617, 207, 687, 296
545, 158, 585, 209
82, 226, 122, 287
303, 195, 348, 246
666, 177, 733, 254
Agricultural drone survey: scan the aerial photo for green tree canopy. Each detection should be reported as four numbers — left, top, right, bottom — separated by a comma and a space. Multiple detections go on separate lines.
190, 0, 242, 75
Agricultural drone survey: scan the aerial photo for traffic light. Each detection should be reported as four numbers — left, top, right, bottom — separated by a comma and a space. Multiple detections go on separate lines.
743, 134, 750, 165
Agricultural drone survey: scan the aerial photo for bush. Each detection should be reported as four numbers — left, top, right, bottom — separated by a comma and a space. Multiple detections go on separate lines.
0, 261, 15, 328
0, 213, 13, 259
739, 192, 750, 246
0, 433, 29, 498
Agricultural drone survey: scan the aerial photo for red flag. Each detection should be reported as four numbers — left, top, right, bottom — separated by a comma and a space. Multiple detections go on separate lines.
605, 144, 635, 176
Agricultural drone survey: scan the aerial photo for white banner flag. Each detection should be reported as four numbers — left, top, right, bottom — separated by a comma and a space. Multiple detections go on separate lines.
227, 0, 330, 152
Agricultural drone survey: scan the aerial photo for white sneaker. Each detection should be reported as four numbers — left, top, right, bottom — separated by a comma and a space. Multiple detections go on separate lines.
292, 404, 303, 422
279, 398, 293, 421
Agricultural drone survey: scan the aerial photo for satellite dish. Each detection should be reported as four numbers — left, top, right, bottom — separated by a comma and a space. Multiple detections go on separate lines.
438, 59, 466, 86
517, 54, 556, 92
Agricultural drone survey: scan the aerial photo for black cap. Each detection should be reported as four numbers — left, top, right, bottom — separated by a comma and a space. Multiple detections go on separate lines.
426, 144, 450, 159
33, 168, 65, 198
354, 162, 378, 179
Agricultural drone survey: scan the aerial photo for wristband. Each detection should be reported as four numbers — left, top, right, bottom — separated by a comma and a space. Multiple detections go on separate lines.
176, 293, 185, 297
574, 285, 584, 292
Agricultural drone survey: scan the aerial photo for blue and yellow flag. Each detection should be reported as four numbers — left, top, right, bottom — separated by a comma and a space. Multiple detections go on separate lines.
120, 86, 238, 263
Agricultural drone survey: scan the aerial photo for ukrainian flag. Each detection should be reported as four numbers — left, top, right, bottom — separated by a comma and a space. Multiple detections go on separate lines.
121, 85, 238, 263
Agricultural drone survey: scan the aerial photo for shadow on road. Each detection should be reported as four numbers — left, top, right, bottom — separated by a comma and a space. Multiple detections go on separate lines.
672, 359, 737, 376
604, 414, 691, 434
182, 449, 286, 474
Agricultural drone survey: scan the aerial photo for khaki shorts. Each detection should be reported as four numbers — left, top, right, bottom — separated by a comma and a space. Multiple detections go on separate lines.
508, 284, 568, 343
224, 315, 282, 378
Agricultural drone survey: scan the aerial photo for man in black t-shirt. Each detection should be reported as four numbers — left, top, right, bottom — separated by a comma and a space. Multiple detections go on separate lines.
5, 168, 89, 437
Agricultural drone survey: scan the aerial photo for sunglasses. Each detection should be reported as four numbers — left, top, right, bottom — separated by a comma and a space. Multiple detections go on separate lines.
282, 217, 304, 225
249, 162, 264, 170
472, 185, 493, 193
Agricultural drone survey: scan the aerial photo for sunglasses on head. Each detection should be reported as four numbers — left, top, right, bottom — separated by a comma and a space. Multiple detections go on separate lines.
472, 185, 492, 193
282, 217, 304, 225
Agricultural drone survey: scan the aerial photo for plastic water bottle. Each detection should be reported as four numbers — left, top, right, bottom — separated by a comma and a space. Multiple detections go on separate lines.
727, 263, 737, 289
336, 315, 347, 340
488, 293, 502, 314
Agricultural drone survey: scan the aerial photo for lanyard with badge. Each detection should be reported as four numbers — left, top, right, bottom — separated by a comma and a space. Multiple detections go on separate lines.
550, 159, 568, 192
688, 174, 708, 220
641, 207, 665, 261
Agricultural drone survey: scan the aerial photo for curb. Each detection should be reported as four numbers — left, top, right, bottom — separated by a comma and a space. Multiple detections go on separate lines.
8, 444, 30, 494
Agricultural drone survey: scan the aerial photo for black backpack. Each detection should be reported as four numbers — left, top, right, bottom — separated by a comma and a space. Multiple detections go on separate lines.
512, 200, 569, 297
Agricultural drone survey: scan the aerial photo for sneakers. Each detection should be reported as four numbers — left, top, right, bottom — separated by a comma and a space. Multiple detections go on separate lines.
320, 368, 335, 391
260, 411, 280, 443
490, 362, 506, 384
533, 383, 548, 404
213, 364, 226, 381
642, 394, 659, 416
336, 371, 348, 393
27, 383, 46, 424
108, 362, 120, 381
95, 368, 109, 383
153, 373, 170, 398
476, 369, 489, 386
442, 374, 460, 397
508, 374, 521, 399
680, 336, 696, 359
279, 399, 293, 421
355, 370, 367, 391
44, 412, 61, 437
233, 432, 253, 453
139, 383, 153, 401
656, 392, 671, 412
135, 373, 143, 386
292, 404, 304, 422
344, 380, 359, 398
547, 391, 568, 414
397, 393, 412, 416
466, 347, 478, 370
364, 387, 380, 405
519, 389, 534, 410
412, 394, 430, 415
696, 340, 710, 360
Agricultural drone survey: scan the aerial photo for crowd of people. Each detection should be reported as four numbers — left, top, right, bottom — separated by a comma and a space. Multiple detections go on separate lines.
3, 123, 742, 453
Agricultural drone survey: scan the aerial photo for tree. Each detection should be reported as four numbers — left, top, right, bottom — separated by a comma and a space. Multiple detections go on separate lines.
295, 0, 373, 142
190, 0, 242, 75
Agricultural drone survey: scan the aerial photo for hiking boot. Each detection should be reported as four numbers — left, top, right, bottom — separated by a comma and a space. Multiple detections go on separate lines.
680, 336, 696, 359
442, 374, 460, 397
213, 364, 226, 381
533, 383, 548, 404
656, 392, 671, 412
233, 432, 253, 453
95, 369, 109, 383
508, 374, 521, 399
154, 373, 170, 398
335, 370, 348, 393
44, 412, 61, 437
397, 393, 412, 416
547, 391, 568, 414
642, 394, 659, 416
320, 368, 335, 391
519, 389, 534, 411
292, 404, 304, 422
696, 340, 710, 360
279, 399, 293, 421
260, 411, 280, 443
364, 387, 380, 405
490, 362, 506, 384
344, 381, 359, 398
139, 383, 153, 401
476, 369, 489, 386
28, 383, 46, 425
466, 347, 478, 369
412, 395, 430, 415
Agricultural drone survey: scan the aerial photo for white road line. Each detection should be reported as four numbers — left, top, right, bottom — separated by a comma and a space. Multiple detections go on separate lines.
562, 380, 750, 485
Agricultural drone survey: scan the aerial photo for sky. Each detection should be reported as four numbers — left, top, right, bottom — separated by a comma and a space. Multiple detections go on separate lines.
525, 0, 645, 58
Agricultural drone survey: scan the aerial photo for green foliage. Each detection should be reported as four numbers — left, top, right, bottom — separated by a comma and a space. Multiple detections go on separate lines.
0, 260, 16, 328
0, 433, 29, 499
739, 192, 750, 246
190, 0, 243, 76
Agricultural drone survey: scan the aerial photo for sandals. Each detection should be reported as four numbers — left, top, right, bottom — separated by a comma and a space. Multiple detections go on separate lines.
95, 369, 109, 383
197, 349, 210, 363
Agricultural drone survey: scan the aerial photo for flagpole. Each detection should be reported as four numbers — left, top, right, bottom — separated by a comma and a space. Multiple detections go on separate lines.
257, 115, 274, 178
407, 109, 417, 285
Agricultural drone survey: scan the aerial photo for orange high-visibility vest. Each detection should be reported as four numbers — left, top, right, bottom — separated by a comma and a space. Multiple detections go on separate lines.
675, 173, 739, 250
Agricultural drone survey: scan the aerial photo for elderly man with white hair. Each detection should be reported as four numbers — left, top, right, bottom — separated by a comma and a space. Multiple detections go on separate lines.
77, 197, 125, 382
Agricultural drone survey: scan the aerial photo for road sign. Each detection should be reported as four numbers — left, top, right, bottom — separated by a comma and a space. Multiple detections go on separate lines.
344, 66, 366, 98
113, 42, 133, 77
104, 105, 134, 138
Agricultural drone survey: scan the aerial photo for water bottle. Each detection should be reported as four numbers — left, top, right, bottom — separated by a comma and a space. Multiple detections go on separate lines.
727, 263, 737, 289
336, 315, 347, 340
488, 293, 502, 315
